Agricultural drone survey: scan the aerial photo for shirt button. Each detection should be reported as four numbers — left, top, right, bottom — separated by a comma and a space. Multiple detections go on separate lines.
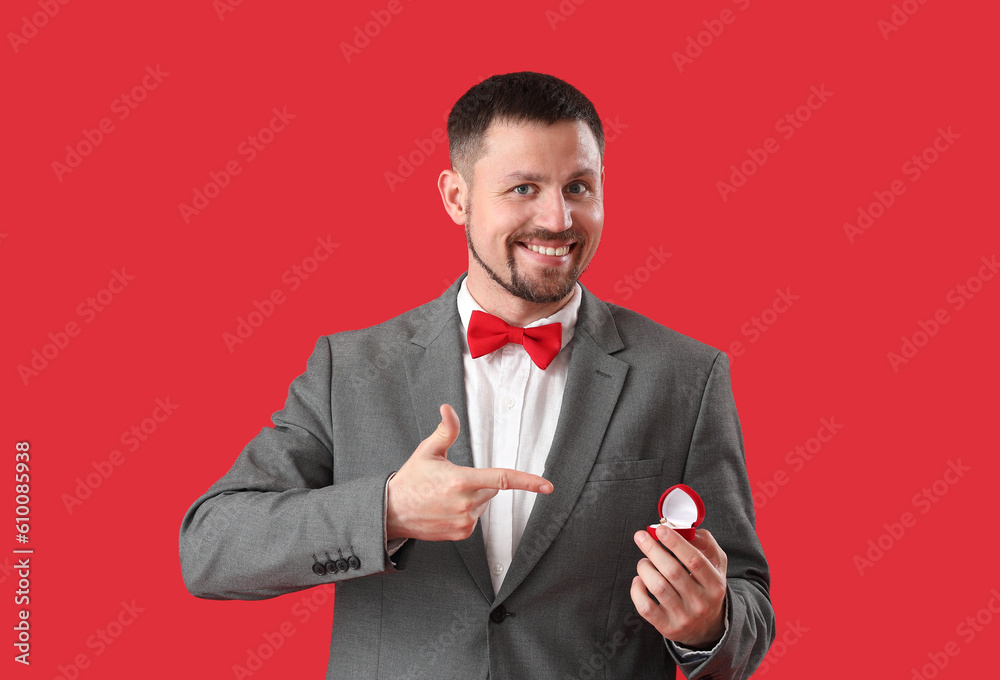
493, 563, 504, 575
505, 397, 515, 409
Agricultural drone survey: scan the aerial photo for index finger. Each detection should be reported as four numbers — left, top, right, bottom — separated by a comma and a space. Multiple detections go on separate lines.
690, 528, 727, 573
652, 525, 717, 587
464, 466, 554, 495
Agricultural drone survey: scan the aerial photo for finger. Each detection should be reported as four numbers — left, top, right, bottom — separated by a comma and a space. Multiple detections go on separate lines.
636, 558, 681, 609
468, 486, 501, 508
464, 466, 554, 494
691, 529, 728, 574
417, 403, 461, 459
469, 499, 491, 521
630, 575, 670, 634
652, 526, 718, 589
436, 403, 460, 442
633, 530, 700, 599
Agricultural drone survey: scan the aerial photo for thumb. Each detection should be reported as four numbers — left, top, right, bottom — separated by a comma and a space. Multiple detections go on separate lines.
421, 403, 460, 459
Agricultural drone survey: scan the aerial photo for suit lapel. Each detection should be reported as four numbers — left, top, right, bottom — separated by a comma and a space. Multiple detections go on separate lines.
404, 274, 494, 603
404, 276, 629, 605
494, 284, 628, 604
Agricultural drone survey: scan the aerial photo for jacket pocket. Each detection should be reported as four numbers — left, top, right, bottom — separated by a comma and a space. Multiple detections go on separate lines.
587, 458, 662, 482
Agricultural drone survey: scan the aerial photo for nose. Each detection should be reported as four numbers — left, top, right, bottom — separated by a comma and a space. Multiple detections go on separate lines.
533, 188, 573, 233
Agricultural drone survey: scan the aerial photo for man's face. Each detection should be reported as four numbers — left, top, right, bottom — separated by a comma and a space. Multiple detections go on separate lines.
463, 119, 604, 305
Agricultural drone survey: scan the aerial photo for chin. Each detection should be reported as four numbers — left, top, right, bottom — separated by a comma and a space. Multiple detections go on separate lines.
509, 273, 578, 304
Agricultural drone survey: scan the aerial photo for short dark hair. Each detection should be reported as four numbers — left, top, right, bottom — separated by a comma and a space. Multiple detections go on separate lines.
447, 72, 605, 188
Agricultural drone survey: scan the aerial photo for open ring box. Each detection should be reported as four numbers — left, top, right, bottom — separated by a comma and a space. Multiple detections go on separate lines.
646, 484, 705, 542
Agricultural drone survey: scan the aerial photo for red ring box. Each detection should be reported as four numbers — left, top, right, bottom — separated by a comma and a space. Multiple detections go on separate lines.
646, 484, 705, 542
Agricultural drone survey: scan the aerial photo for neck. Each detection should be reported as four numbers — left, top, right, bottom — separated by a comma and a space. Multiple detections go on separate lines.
465, 270, 574, 326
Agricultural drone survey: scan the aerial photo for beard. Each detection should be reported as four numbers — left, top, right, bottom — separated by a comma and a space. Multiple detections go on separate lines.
464, 200, 589, 304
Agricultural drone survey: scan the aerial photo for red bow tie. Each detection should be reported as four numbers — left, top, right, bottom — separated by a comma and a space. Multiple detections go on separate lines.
467, 310, 563, 370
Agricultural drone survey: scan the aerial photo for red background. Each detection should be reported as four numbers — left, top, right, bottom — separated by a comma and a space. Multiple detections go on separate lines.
3, 0, 998, 678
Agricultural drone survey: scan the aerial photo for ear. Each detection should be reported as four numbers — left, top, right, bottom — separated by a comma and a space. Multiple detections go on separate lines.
438, 168, 468, 226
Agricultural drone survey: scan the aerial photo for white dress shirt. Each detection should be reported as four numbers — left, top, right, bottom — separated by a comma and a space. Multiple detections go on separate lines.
456, 278, 582, 594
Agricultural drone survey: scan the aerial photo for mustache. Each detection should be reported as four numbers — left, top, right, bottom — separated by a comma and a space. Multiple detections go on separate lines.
506, 229, 587, 248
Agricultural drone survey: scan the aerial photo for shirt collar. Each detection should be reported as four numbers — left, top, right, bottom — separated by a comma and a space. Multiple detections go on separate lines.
457, 276, 582, 358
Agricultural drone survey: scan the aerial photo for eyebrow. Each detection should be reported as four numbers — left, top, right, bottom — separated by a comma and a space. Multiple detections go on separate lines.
498, 168, 599, 185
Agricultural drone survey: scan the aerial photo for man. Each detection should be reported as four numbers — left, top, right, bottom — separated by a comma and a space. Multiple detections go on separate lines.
180, 72, 775, 679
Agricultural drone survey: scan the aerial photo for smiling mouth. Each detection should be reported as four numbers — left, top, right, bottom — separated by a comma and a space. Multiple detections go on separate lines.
517, 242, 575, 257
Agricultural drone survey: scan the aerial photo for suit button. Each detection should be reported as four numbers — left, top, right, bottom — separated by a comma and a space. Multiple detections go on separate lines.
490, 606, 507, 624
312, 563, 326, 576
325, 561, 339, 574
348, 555, 361, 570
336, 558, 349, 572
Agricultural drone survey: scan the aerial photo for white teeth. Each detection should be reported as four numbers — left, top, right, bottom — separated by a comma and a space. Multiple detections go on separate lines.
526, 244, 570, 256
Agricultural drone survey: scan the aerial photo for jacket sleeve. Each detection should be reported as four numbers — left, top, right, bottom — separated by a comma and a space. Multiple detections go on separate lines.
670, 351, 776, 679
178, 336, 413, 600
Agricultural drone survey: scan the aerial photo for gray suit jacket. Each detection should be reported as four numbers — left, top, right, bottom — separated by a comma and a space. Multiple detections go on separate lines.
179, 273, 774, 679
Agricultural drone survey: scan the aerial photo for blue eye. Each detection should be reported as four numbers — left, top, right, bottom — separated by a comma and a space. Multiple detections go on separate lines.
513, 185, 533, 195
566, 183, 586, 194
